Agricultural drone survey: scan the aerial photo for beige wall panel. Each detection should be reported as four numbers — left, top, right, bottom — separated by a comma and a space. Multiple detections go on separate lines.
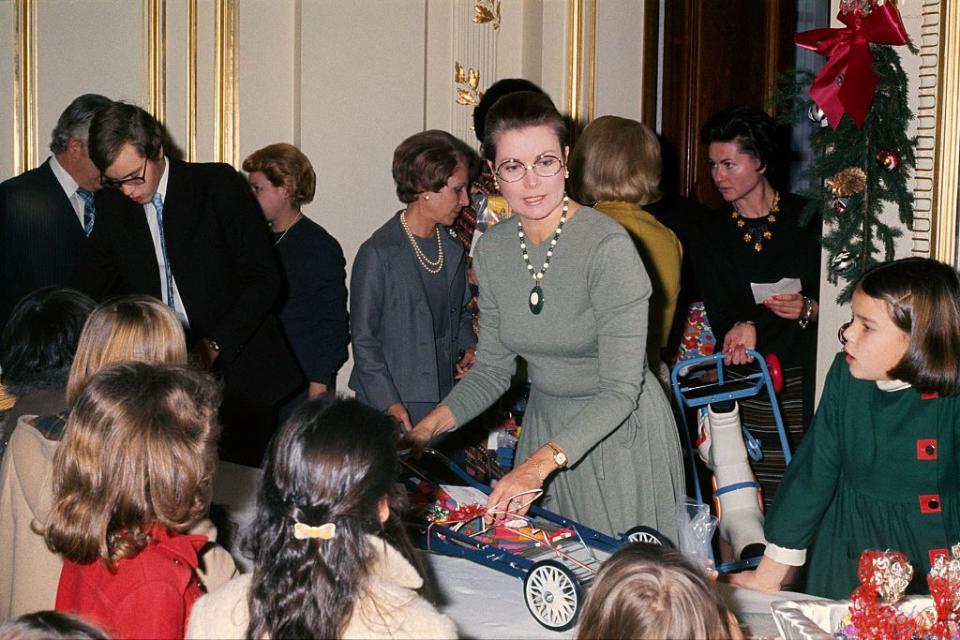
35, 0, 142, 158
593, 0, 644, 122
238, 0, 296, 158
165, 1, 188, 155
195, 0, 216, 162
539, 0, 566, 108
298, 0, 428, 383
0, 1, 15, 179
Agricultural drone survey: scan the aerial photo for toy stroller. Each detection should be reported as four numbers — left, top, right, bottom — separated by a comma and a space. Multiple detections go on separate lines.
671, 350, 793, 573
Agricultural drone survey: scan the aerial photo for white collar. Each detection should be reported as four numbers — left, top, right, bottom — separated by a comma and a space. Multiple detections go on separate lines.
876, 379, 911, 392
153, 157, 170, 202
48, 154, 80, 197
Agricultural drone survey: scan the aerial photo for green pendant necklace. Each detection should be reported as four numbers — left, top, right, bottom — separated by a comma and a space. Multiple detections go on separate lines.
518, 196, 568, 315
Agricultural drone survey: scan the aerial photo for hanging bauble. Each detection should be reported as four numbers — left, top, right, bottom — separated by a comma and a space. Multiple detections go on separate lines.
826, 167, 867, 197
832, 198, 849, 214
876, 148, 901, 173
807, 104, 830, 127
829, 250, 857, 277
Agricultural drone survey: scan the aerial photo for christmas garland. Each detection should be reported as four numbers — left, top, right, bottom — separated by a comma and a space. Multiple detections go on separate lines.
779, 0, 917, 302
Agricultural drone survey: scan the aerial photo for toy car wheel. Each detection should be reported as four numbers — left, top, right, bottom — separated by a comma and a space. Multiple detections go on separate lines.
624, 525, 672, 547
523, 560, 582, 631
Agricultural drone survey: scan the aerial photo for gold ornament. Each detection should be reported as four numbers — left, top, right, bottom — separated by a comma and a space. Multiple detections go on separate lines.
826, 167, 867, 198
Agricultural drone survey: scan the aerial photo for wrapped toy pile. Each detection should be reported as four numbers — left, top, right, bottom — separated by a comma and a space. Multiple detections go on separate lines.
836, 546, 960, 640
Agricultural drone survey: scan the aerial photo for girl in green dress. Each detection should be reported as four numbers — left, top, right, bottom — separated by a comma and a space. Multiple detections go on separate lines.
731, 257, 960, 598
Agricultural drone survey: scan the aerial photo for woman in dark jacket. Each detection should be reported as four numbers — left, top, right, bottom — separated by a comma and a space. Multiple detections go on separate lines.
348, 130, 478, 429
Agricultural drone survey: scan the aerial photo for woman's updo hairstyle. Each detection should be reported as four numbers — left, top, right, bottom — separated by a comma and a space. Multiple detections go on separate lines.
700, 106, 781, 180
245, 397, 402, 639
242, 143, 317, 209
482, 91, 568, 163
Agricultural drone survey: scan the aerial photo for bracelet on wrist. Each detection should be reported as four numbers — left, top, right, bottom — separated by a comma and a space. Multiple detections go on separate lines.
798, 296, 815, 329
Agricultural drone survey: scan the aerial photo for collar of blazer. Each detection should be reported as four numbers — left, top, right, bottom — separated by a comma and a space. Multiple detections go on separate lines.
384, 213, 465, 288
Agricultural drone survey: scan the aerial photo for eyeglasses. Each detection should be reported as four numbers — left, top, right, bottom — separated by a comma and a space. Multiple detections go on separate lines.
101, 158, 148, 189
494, 154, 564, 183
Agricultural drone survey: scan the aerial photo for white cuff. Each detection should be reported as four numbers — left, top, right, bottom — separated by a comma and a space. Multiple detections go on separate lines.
765, 542, 807, 566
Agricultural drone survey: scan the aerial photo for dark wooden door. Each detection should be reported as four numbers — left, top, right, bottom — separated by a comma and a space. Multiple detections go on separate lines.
657, 0, 798, 209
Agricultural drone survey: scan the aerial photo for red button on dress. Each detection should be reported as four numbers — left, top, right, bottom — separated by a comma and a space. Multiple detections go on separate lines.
920, 494, 942, 513
917, 439, 938, 460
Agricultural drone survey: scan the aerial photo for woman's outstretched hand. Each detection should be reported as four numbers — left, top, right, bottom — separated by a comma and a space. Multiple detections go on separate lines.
399, 405, 457, 456
485, 462, 543, 525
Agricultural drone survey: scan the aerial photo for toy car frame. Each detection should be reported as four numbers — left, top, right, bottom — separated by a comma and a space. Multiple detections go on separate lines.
402, 448, 670, 631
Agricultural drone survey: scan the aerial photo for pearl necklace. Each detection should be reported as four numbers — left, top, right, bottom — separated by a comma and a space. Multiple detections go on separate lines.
518, 195, 568, 315
400, 210, 444, 274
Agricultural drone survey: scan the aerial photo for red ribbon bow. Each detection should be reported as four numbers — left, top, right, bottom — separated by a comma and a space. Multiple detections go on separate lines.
795, 2, 909, 129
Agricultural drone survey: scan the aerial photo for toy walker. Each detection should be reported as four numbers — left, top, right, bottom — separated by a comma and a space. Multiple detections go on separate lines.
670, 350, 793, 573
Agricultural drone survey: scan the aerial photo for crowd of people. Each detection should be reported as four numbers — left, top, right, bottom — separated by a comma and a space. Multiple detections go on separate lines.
0, 79, 957, 640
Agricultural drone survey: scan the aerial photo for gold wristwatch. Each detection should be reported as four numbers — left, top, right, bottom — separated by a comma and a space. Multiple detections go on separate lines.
545, 441, 568, 468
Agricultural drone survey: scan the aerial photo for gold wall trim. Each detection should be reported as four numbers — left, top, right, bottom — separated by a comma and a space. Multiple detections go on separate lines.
932, 0, 960, 263
565, 0, 583, 123
186, 0, 198, 161
13, 0, 37, 174
586, 0, 597, 123
145, 0, 167, 125
214, 0, 239, 167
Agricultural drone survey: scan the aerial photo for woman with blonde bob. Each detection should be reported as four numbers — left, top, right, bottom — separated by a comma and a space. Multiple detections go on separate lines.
0, 295, 235, 620
576, 543, 742, 640
569, 115, 682, 373
49, 362, 220, 640
243, 143, 348, 407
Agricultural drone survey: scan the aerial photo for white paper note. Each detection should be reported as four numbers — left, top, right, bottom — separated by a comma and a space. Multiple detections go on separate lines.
750, 277, 802, 304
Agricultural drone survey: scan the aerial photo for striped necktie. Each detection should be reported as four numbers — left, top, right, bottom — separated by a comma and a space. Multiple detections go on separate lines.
151, 192, 176, 309
75, 187, 96, 237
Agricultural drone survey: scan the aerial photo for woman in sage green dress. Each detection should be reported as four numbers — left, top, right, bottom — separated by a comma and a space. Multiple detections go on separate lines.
407, 92, 685, 541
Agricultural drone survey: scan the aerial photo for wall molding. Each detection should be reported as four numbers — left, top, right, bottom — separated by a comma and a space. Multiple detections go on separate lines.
186, 0, 198, 161
930, 0, 960, 263
145, 0, 167, 125
214, 0, 239, 167
13, 0, 37, 173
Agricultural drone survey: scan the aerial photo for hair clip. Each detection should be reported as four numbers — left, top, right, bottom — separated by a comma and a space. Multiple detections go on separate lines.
293, 521, 336, 540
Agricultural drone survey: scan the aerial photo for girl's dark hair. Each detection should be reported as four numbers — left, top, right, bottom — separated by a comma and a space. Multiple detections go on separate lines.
0, 287, 95, 396
856, 257, 960, 395
577, 544, 736, 640
482, 91, 568, 162
0, 611, 110, 640
392, 130, 480, 204
245, 397, 404, 639
88, 101, 164, 171
700, 106, 780, 178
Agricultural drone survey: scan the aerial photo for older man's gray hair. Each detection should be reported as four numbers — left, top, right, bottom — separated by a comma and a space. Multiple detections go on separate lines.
49, 93, 112, 154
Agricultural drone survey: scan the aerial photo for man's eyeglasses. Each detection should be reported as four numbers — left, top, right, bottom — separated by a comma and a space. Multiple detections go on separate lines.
494, 154, 564, 183
101, 159, 148, 189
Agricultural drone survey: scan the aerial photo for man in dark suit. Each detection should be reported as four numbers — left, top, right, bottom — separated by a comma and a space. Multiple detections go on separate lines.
73, 101, 303, 465
0, 94, 112, 332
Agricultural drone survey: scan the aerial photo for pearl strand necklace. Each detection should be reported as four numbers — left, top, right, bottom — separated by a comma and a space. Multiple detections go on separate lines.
518, 195, 568, 315
400, 210, 444, 274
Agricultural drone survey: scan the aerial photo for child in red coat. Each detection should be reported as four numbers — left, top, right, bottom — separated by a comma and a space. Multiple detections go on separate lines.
45, 362, 221, 640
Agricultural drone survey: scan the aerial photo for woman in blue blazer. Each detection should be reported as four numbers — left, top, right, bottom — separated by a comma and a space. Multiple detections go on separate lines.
349, 130, 478, 428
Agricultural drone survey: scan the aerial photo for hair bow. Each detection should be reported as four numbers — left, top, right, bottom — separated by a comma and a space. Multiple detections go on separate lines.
293, 521, 336, 540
